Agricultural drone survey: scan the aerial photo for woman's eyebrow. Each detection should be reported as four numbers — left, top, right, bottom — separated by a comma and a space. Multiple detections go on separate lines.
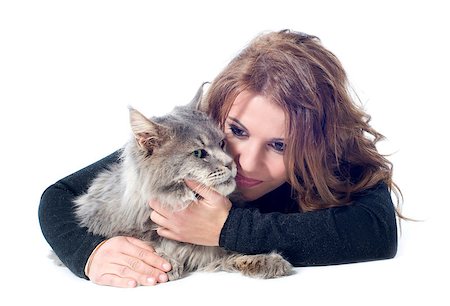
228, 116, 247, 130
228, 116, 285, 142
271, 137, 285, 143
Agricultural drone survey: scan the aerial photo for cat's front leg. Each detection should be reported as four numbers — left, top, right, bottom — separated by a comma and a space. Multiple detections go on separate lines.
221, 252, 293, 279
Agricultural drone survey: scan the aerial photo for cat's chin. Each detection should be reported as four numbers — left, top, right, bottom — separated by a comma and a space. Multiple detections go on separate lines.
212, 179, 236, 197
156, 180, 236, 212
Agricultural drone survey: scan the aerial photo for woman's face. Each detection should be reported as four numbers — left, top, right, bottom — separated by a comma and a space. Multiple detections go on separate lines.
224, 90, 288, 201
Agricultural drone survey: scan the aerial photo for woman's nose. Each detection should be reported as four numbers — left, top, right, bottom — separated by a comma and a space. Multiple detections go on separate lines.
236, 144, 262, 172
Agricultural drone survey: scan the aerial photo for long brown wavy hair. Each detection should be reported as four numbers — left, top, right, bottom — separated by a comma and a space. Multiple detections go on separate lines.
205, 30, 402, 215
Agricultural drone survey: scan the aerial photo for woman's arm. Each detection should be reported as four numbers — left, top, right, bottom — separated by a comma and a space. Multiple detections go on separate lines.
38, 151, 172, 286
220, 183, 398, 266
38, 151, 121, 278
149, 180, 397, 266
149, 182, 397, 265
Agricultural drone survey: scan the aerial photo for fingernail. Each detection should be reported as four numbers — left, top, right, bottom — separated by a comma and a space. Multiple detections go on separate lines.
162, 263, 171, 271
147, 277, 156, 285
128, 280, 137, 287
158, 274, 168, 282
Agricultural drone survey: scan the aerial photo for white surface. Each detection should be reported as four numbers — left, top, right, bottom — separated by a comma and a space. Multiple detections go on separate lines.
1, 1, 448, 305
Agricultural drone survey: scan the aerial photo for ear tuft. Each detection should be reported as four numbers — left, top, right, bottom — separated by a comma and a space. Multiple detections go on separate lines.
187, 82, 210, 112
128, 106, 168, 154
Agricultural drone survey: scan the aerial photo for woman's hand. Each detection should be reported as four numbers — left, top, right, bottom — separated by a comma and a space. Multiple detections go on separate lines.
85, 236, 172, 288
149, 180, 232, 246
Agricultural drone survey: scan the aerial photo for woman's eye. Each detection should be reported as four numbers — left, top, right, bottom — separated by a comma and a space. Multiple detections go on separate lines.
271, 141, 286, 153
193, 149, 208, 158
229, 124, 247, 137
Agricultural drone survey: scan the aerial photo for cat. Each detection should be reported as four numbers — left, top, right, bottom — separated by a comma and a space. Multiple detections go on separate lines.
72, 86, 293, 281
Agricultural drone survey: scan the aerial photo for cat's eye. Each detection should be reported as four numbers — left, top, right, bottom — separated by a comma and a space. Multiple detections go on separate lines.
193, 149, 208, 159
219, 139, 226, 149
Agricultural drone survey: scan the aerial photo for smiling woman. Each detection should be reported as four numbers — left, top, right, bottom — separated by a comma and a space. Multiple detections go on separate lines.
224, 91, 288, 201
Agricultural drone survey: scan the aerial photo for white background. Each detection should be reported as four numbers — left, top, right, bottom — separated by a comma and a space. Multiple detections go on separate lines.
1, 0, 449, 305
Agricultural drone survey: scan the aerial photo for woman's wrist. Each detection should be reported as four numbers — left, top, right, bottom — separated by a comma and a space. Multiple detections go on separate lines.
84, 239, 109, 278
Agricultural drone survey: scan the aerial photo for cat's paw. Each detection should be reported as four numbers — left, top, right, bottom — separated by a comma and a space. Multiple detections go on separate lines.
233, 252, 293, 279
160, 256, 184, 281
155, 248, 185, 281
167, 262, 184, 281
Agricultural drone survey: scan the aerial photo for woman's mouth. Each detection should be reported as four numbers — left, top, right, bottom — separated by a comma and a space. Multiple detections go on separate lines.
235, 172, 263, 188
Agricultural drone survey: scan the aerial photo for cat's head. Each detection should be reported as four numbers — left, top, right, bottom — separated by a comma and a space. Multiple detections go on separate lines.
127, 85, 236, 208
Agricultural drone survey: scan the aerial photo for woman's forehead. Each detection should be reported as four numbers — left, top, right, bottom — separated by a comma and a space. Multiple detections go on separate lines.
228, 90, 287, 139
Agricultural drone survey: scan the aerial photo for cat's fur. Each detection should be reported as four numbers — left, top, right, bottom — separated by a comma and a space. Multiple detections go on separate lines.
72, 87, 292, 280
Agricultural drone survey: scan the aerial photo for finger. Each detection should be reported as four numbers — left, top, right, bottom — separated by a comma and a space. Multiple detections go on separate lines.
156, 227, 182, 243
148, 199, 170, 218
124, 237, 172, 272
185, 179, 221, 203
95, 273, 138, 288
108, 262, 159, 286
150, 210, 170, 230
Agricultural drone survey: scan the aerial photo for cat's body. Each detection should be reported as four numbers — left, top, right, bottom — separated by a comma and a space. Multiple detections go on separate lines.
72, 90, 292, 280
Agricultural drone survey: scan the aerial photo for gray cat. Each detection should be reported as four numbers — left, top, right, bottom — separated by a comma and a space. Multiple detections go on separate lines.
73, 87, 292, 281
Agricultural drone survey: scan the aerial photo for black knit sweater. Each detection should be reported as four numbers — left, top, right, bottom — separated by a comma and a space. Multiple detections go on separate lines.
38, 150, 398, 279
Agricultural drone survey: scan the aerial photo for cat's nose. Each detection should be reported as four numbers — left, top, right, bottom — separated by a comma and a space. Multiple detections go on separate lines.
222, 154, 235, 172
225, 162, 233, 170
225, 160, 237, 176
224, 157, 234, 169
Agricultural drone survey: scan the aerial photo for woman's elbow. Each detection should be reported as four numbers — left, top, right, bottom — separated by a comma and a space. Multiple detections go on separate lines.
382, 219, 398, 260
373, 213, 398, 261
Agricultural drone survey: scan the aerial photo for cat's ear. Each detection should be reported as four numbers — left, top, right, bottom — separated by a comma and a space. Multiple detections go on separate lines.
128, 107, 169, 154
187, 82, 210, 112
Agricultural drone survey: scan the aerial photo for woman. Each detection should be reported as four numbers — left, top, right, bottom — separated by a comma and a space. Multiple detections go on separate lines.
39, 30, 401, 288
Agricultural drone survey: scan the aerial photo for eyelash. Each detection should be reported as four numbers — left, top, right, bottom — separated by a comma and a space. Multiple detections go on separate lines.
229, 124, 247, 137
270, 142, 285, 153
228, 124, 285, 154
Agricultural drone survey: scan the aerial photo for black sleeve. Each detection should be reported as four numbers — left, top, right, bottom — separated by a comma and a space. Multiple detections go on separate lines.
38, 151, 122, 279
219, 183, 398, 266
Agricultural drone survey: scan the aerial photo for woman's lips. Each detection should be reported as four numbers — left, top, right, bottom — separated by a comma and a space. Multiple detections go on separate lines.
236, 172, 263, 188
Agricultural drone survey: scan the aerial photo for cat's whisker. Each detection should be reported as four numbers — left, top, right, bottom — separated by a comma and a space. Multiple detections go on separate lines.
197, 186, 209, 197
207, 169, 231, 184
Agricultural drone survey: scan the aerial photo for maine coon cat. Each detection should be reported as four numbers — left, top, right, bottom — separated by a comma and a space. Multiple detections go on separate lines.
72, 87, 292, 280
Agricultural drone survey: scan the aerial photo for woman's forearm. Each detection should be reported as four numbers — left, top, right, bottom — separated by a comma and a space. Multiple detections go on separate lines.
219, 183, 398, 266
38, 151, 121, 278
